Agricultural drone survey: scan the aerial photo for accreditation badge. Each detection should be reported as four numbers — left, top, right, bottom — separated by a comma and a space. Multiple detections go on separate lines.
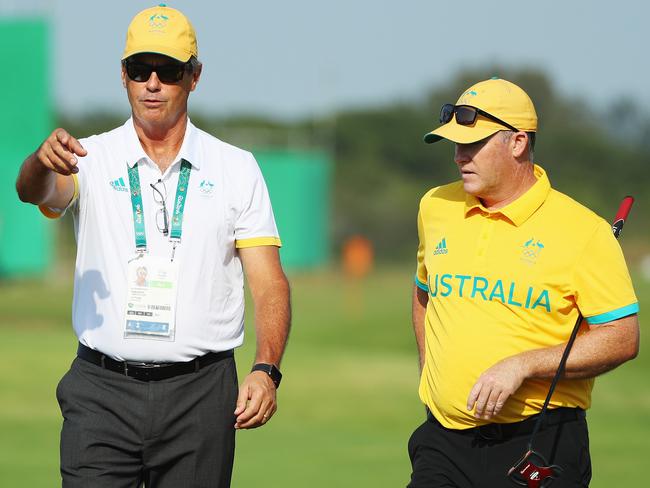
124, 255, 178, 341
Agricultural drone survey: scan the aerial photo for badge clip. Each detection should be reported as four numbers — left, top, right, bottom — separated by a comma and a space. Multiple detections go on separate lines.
170, 239, 180, 262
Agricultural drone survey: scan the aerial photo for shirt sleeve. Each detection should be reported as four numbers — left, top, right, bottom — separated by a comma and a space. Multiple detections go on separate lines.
234, 153, 282, 249
573, 219, 638, 324
415, 205, 429, 292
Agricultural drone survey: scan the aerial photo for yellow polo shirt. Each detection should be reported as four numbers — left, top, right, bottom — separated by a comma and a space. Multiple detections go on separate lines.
415, 165, 638, 429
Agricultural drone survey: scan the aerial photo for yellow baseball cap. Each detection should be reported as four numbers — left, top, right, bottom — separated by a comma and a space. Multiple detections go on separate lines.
424, 78, 537, 144
122, 4, 198, 63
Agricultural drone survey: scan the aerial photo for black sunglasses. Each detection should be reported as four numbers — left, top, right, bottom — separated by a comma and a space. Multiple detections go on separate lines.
124, 60, 191, 84
440, 104, 520, 132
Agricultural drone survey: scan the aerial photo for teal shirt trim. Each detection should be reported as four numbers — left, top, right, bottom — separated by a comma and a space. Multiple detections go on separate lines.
415, 275, 429, 292
586, 303, 639, 325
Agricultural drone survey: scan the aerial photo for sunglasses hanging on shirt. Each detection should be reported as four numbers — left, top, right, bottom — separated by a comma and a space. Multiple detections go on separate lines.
150, 179, 169, 236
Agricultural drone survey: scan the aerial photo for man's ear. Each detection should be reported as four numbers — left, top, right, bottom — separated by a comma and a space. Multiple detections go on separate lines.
190, 64, 202, 92
512, 132, 529, 160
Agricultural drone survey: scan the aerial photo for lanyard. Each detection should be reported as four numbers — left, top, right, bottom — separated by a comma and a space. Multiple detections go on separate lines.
127, 159, 192, 257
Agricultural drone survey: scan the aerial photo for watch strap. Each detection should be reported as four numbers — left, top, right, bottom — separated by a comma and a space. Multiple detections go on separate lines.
251, 363, 282, 389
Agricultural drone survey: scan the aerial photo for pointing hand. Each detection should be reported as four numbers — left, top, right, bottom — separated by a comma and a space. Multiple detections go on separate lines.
36, 128, 87, 176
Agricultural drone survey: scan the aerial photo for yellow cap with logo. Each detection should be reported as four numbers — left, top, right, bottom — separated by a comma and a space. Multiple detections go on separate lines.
122, 4, 198, 63
424, 78, 537, 144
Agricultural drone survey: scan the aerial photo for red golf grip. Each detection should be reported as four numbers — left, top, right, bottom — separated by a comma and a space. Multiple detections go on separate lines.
612, 196, 634, 239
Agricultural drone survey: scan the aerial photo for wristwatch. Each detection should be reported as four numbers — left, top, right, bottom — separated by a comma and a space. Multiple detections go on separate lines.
251, 363, 282, 389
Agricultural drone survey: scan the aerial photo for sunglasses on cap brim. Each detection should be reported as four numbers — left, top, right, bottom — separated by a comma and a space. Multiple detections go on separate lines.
440, 104, 520, 133
124, 60, 191, 84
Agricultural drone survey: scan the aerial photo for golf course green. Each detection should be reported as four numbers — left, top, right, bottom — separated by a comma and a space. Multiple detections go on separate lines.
1, 267, 647, 486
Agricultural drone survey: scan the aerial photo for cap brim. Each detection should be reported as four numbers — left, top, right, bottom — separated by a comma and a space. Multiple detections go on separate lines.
122, 45, 193, 63
423, 119, 505, 144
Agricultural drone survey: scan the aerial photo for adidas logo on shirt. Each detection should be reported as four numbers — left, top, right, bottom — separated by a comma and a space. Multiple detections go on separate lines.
110, 177, 129, 192
433, 237, 448, 255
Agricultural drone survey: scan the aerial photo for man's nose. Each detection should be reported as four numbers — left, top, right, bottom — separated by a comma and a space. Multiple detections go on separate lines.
146, 71, 162, 91
454, 144, 469, 165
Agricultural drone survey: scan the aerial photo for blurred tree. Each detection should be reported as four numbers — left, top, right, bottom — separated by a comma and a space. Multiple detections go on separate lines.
52, 65, 649, 262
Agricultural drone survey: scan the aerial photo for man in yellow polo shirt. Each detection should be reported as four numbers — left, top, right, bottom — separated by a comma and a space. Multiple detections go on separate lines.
407, 78, 639, 487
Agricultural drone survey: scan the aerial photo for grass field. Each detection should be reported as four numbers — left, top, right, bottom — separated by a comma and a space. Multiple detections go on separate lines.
0, 267, 648, 487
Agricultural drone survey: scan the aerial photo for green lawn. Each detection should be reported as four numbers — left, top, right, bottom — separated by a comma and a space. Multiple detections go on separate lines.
0, 268, 648, 487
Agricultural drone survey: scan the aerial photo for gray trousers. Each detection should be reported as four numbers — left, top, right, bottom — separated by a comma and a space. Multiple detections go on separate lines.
56, 355, 238, 488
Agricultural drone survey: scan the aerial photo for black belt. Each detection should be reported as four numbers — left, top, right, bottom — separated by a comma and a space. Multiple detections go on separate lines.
77, 343, 234, 382
427, 407, 585, 441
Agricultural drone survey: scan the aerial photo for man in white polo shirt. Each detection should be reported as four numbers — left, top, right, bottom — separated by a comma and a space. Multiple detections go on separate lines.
15, 5, 290, 487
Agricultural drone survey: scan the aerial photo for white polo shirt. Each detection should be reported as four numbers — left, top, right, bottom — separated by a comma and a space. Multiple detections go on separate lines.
42, 118, 281, 362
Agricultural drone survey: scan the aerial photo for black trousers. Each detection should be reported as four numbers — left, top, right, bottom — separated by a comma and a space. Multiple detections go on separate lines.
407, 409, 591, 488
56, 355, 238, 488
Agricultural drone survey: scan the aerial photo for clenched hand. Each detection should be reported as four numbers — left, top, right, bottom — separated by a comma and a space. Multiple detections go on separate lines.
234, 371, 277, 429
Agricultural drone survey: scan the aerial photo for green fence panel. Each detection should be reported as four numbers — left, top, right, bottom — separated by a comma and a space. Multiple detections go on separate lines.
254, 150, 332, 269
0, 18, 53, 276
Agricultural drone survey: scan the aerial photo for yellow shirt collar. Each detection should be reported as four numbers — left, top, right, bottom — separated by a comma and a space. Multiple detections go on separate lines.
464, 164, 551, 226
